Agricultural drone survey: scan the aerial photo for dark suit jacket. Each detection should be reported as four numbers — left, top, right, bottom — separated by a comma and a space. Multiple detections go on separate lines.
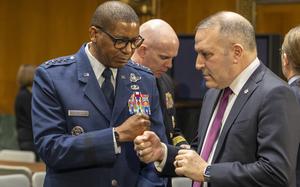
289, 78, 300, 187
15, 87, 34, 150
161, 63, 300, 187
157, 73, 175, 144
32, 44, 168, 187
157, 73, 187, 147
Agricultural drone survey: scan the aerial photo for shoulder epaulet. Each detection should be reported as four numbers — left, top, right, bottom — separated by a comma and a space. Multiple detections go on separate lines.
127, 60, 153, 74
42, 55, 76, 68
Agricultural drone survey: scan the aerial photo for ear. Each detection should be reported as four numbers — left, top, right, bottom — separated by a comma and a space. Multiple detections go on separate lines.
137, 45, 147, 58
232, 44, 243, 64
89, 26, 98, 43
282, 52, 289, 67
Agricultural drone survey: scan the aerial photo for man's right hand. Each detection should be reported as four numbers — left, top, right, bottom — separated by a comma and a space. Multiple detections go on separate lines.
134, 131, 165, 163
115, 113, 150, 142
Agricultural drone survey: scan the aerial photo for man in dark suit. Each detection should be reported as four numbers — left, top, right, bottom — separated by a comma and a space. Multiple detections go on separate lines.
281, 25, 300, 187
31, 1, 167, 187
134, 11, 300, 187
131, 19, 188, 147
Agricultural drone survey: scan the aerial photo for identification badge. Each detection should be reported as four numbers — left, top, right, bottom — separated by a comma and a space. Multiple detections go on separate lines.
68, 110, 89, 117
128, 92, 151, 115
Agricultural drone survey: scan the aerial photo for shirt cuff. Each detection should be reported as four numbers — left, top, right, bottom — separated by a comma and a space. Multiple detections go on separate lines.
154, 143, 167, 172
112, 128, 121, 154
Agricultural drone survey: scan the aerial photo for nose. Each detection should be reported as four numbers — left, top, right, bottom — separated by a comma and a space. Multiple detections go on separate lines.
195, 54, 204, 70
165, 60, 173, 69
121, 43, 134, 55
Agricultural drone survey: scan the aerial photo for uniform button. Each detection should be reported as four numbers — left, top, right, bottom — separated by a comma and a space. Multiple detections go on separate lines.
111, 179, 118, 186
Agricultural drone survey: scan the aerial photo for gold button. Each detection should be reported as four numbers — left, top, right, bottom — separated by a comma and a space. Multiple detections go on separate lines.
111, 179, 118, 186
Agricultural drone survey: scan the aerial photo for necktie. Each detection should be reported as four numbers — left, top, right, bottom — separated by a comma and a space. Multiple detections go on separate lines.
101, 68, 114, 110
193, 87, 232, 187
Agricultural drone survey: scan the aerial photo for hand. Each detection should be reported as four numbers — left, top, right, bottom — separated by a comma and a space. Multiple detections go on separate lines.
115, 113, 150, 142
174, 149, 208, 182
134, 131, 165, 163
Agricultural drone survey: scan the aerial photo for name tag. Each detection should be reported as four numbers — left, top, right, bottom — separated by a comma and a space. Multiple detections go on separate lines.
68, 110, 89, 117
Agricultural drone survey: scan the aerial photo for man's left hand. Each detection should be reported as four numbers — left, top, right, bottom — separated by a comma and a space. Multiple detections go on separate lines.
174, 149, 208, 182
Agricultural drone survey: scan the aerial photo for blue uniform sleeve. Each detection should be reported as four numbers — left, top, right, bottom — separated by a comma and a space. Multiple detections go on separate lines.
137, 75, 168, 187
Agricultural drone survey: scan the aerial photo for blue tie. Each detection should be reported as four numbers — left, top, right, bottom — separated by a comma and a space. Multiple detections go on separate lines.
101, 68, 114, 109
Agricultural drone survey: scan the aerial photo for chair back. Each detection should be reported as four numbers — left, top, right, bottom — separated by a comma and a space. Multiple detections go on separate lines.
0, 149, 35, 163
0, 174, 30, 187
32, 171, 46, 187
0, 165, 32, 180
172, 177, 193, 187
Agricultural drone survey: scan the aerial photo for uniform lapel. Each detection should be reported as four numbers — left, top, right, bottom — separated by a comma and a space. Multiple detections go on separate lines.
111, 67, 132, 125
76, 44, 112, 122
197, 89, 221, 153
212, 64, 265, 163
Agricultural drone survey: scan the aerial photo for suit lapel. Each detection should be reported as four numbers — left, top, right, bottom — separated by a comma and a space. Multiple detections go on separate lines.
212, 64, 266, 163
111, 67, 132, 125
76, 44, 112, 122
197, 89, 221, 153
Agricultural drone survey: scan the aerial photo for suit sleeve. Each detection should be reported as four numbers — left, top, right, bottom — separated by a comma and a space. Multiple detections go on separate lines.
32, 67, 117, 170
137, 75, 168, 187
209, 85, 300, 187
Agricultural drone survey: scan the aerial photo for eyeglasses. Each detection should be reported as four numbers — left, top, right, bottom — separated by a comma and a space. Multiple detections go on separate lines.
93, 25, 144, 50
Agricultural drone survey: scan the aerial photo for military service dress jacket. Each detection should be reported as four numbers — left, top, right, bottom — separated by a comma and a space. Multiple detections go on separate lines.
32, 44, 168, 187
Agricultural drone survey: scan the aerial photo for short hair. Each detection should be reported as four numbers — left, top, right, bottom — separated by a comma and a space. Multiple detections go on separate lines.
196, 11, 256, 52
16, 64, 35, 88
282, 25, 300, 72
91, 1, 139, 30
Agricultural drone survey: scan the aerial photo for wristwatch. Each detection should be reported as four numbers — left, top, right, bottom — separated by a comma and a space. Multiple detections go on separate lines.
203, 165, 211, 182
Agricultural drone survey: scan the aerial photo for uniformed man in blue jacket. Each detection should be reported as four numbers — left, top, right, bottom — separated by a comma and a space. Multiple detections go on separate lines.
31, 1, 167, 187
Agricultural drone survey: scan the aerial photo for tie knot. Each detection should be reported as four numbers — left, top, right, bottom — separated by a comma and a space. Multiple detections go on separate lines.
102, 68, 112, 79
222, 87, 232, 98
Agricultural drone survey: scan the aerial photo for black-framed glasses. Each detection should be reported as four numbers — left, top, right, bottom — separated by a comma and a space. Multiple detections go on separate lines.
93, 25, 144, 50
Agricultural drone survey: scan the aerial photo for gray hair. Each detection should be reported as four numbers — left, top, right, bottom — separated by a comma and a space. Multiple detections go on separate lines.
282, 25, 300, 72
196, 11, 256, 52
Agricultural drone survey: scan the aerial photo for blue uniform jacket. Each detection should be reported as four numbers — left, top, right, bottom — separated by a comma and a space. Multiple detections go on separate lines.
32, 44, 167, 187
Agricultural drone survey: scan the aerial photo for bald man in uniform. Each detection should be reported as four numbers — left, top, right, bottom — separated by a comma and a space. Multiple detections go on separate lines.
131, 19, 188, 148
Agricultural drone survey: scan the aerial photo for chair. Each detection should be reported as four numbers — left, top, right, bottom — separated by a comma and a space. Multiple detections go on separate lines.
172, 177, 193, 187
0, 165, 32, 180
32, 171, 46, 187
0, 149, 36, 163
0, 174, 30, 187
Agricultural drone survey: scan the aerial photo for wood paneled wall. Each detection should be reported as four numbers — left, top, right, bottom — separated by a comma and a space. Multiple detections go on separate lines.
159, 0, 236, 34
256, 3, 300, 35
0, 0, 104, 114
1, 0, 300, 114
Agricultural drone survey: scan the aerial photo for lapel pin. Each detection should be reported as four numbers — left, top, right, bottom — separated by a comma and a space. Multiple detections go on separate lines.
244, 89, 249, 94
121, 75, 126, 79
83, 73, 89, 77
130, 73, 141, 83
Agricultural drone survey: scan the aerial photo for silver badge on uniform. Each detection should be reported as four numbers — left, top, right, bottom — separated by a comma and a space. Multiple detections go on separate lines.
131, 84, 140, 90
130, 73, 141, 83
68, 110, 89, 117
71, 126, 84, 136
